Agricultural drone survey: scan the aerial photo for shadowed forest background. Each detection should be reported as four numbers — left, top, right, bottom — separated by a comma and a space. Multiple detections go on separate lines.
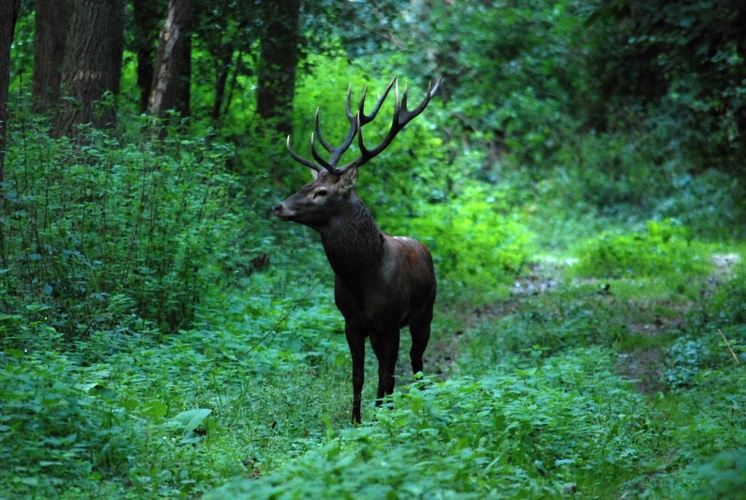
1, 0, 745, 498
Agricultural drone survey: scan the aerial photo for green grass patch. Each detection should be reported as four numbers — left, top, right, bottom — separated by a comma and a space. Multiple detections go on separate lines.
570, 219, 713, 280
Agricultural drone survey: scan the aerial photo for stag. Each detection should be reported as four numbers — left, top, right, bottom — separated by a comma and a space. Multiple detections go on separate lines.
272, 77, 440, 423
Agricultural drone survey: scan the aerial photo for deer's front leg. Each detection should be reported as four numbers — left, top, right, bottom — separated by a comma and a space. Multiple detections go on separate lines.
345, 323, 365, 424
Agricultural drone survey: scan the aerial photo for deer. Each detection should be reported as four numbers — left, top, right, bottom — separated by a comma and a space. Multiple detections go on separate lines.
272, 77, 440, 423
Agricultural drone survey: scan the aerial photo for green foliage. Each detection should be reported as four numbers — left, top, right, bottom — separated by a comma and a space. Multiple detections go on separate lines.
0, 271, 353, 498
654, 169, 746, 241
208, 350, 667, 498
387, 0, 589, 169
1, 117, 245, 337
586, 0, 746, 172
555, 132, 672, 215
462, 292, 623, 366
5, 3, 746, 498
571, 220, 711, 279
687, 449, 746, 499
708, 257, 746, 326
0, 350, 138, 494
663, 335, 726, 390
404, 184, 535, 293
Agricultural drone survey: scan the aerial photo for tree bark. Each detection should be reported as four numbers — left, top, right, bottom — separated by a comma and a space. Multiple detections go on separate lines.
53, 0, 125, 138
0, 0, 21, 189
132, 0, 163, 113
149, 0, 193, 118
256, 0, 301, 137
32, 0, 70, 114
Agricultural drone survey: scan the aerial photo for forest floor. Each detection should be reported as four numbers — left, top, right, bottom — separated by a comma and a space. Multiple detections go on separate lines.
3, 243, 744, 499
208, 241, 745, 498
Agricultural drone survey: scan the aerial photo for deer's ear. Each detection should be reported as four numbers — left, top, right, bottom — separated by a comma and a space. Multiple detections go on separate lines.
310, 169, 319, 181
339, 167, 358, 191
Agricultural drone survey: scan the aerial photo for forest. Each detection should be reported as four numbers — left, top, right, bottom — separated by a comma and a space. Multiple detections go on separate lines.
1, 0, 745, 498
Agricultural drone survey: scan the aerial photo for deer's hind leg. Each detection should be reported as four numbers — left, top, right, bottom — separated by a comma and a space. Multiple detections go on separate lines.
408, 303, 434, 376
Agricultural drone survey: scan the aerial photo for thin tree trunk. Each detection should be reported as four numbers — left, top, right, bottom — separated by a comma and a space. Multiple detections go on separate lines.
132, 0, 163, 113
256, 0, 301, 137
0, 0, 22, 191
211, 49, 233, 128
175, 30, 191, 117
149, 0, 193, 118
222, 52, 245, 121
53, 0, 125, 138
32, 0, 69, 114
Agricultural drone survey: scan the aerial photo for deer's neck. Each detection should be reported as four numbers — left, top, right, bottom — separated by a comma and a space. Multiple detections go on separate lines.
319, 195, 385, 282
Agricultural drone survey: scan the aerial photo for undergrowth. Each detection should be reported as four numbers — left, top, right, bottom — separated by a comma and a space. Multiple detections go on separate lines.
0, 270, 351, 498
1, 117, 246, 338
571, 219, 712, 279
209, 344, 745, 499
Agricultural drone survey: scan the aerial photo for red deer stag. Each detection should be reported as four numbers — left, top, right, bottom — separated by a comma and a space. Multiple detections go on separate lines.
272, 77, 440, 423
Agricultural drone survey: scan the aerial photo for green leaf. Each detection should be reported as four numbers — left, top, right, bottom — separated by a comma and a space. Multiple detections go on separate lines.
4, 348, 25, 359
170, 408, 212, 436
142, 400, 168, 420
86, 383, 117, 399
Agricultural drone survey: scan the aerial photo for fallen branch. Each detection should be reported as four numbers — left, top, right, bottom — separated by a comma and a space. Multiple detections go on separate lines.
718, 329, 741, 365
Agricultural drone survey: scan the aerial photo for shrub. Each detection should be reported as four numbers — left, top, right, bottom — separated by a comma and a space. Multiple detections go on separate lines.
709, 257, 746, 326
571, 219, 711, 279
0, 350, 137, 492
663, 335, 726, 390
403, 184, 535, 293
1, 121, 244, 340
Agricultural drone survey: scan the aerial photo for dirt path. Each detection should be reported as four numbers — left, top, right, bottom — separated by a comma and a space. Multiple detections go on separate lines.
418, 253, 742, 393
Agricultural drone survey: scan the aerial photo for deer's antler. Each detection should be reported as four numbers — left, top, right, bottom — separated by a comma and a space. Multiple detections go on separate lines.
287, 76, 441, 176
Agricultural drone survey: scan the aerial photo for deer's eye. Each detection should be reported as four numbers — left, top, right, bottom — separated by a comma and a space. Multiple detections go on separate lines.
314, 188, 328, 199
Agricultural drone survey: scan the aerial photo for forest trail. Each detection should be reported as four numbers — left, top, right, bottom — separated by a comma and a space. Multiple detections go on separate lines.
418, 252, 743, 395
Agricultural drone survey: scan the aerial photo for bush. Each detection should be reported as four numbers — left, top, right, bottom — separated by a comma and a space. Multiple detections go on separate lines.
403, 184, 535, 294
1, 121, 244, 340
571, 219, 711, 279
655, 169, 746, 241
0, 350, 137, 492
709, 257, 746, 326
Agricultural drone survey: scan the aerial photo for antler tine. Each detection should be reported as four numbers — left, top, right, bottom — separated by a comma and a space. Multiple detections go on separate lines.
398, 76, 441, 125
324, 84, 360, 171
287, 135, 324, 172
359, 77, 397, 126
310, 132, 333, 171
313, 108, 334, 154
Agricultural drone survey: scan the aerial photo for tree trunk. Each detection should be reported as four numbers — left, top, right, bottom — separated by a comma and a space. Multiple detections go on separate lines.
211, 49, 234, 128
32, 0, 69, 114
256, 0, 301, 137
149, 0, 193, 118
53, 0, 125, 138
175, 31, 191, 117
132, 0, 163, 113
0, 0, 21, 190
